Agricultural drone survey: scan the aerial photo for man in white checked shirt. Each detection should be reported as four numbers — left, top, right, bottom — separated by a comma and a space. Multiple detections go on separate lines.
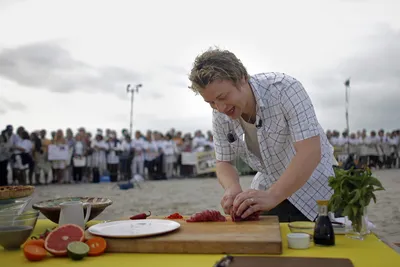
188, 48, 335, 222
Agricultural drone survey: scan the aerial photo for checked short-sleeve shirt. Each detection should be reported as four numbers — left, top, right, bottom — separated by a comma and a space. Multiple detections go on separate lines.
212, 72, 335, 221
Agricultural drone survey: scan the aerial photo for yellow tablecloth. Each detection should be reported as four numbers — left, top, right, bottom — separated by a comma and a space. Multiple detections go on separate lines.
1, 219, 399, 267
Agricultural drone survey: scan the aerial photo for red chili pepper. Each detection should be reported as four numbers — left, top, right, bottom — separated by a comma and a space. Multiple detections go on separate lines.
166, 212, 183, 219
130, 211, 151, 220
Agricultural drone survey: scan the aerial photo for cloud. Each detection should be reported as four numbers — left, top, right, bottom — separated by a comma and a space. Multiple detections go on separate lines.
168, 79, 190, 90
160, 65, 192, 89
0, 98, 27, 114
0, 0, 27, 9
148, 92, 164, 99
162, 65, 188, 75
137, 115, 212, 134
0, 41, 146, 98
311, 24, 400, 132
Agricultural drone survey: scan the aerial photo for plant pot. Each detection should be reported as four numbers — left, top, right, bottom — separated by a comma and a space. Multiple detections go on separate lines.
344, 207, 369, 240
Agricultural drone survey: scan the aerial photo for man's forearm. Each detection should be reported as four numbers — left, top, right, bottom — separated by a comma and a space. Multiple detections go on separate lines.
216, 161, 241, 190
267, 136, 321, 204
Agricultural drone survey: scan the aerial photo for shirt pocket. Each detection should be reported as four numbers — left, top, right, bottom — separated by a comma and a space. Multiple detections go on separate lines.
259, 121, 292, 172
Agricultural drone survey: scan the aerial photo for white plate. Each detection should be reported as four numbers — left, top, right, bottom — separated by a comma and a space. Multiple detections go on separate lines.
87, 219, 181, 238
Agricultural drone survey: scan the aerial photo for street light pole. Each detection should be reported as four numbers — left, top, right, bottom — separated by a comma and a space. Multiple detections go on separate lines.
127, 83, 143, 136
344, 78, 351, 155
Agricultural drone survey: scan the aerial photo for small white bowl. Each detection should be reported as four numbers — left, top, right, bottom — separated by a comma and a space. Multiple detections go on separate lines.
287, 233, 310, 249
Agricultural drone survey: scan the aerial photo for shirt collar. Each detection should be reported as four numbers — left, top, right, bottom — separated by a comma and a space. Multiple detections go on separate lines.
248, 75, 267, 109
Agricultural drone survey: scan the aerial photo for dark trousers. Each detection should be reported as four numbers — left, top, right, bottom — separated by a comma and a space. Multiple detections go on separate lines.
261, 199, 312, 222
145, 160, 155, 179
73, 166, 83, 182
107, 163, 118, 182
180, 165, 193, 176
0, 160, 8, 186
154, 154, 166, 180
119, 157, 131, 181
28, 161, 35, 184
174, 154, 181, 176
92, 168, 100, 183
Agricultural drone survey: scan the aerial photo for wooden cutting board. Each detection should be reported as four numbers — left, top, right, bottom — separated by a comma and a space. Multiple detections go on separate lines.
85, 215, 282, 254
213, 256, 354, 267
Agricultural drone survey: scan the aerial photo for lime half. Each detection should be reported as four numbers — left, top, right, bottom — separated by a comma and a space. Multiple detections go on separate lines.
67, 241, 90, 261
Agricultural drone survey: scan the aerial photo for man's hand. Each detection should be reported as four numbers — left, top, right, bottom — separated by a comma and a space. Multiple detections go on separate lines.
215, 160, 242, 214
232, 189, 280, 219
220, 183, 242, 214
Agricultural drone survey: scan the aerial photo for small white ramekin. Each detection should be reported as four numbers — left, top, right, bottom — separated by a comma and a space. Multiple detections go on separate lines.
287, 233, 311, 249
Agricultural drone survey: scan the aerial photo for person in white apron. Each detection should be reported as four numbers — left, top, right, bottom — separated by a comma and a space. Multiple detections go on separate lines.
131, 131, 145, 179
64, 129, 75, 184
163, 134, 177, 179
0, 128, 12, 186
10, 126, 24, 184
144, 131, 159, 180
187, 48, 335, 222
51, 130, 67, 184
72, 134, 87, 183
107, 132, 122, 182
12, 130, 33, 185
119, 135, 132, 181
91, 134, 108, 183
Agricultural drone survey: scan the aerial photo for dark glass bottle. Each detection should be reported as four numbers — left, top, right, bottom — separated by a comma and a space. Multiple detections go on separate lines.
313, 200, 335, 246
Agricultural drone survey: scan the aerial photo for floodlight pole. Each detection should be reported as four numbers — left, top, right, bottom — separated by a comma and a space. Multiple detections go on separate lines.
344, 78, 351, 155
127, 83, 143, 136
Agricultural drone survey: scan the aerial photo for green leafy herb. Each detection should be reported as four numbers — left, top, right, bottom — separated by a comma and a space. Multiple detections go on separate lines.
328, 167, 385, 233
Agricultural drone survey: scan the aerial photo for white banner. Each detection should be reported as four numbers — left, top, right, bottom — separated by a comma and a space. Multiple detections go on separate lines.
181, 151, 216, 175
48, 144, 69, 161
181, 152, 198, 165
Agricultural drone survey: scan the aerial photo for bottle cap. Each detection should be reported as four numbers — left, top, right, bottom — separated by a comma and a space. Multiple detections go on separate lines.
316, 200, 329, 206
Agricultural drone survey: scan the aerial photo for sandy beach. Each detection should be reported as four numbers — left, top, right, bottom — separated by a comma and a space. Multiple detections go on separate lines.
25, 169, 400, 247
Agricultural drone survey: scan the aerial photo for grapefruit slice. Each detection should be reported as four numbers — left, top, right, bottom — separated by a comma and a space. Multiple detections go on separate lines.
44, 224, 85, 256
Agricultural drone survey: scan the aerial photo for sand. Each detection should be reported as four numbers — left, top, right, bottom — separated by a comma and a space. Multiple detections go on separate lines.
24, 169, 400, 249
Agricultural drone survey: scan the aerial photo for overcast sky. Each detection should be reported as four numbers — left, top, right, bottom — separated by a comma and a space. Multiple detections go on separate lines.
0, 0, 399, 136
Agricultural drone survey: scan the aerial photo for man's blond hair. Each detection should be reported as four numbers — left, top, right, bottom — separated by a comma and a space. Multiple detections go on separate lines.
188, 47, 249, 94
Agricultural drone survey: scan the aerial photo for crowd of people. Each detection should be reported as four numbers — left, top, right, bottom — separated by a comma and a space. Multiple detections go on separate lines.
327, 128, 400, 169
0, 125, 214, 186
1, 124, 399, 187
